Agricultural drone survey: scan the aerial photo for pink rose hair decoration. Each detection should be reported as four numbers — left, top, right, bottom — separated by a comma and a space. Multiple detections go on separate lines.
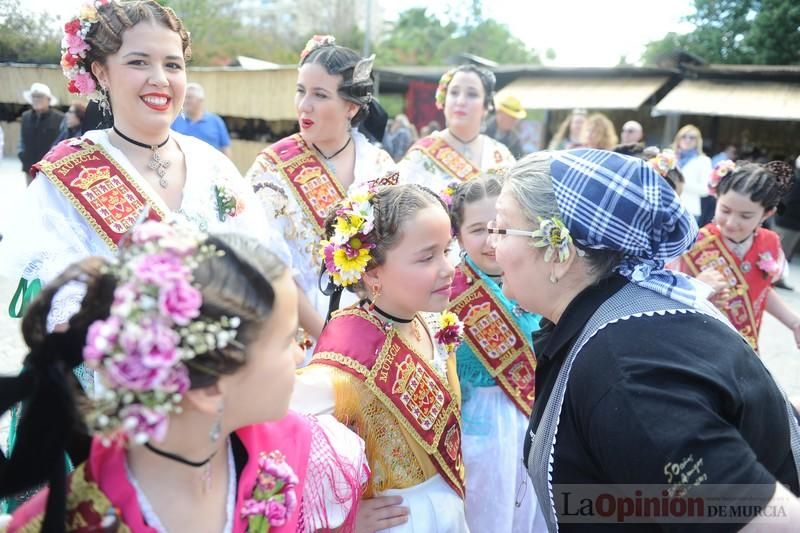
83, 221, 241, 445
61, 0, 110, 100
708, 159, 737, 197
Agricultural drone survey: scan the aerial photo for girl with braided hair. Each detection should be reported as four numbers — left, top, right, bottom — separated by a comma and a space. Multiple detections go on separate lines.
680, 160, 800, 351
1, 222, 368, 532
292, 184, 469, 532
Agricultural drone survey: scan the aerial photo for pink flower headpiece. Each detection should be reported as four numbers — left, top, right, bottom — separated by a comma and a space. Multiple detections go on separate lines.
61, 0, 110, 99
83, 221, 241, 445
299, 35, 336, 65
708, 159, 737, 197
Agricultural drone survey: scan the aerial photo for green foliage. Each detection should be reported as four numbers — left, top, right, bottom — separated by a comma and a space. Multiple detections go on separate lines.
0, 0, 61, 64
642, 0, 800, 65
376, 7, 540, 66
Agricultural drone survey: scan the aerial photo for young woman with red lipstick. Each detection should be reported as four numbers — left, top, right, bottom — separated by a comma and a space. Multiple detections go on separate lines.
3, 0, 288, 512
446, 175, 543, 533
246, 35, 395, 346
399, 64, 515, 197
292, 184, 469, 532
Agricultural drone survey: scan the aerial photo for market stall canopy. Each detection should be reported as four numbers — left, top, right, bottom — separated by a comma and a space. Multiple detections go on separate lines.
494, 68, 673, 110
652, 79, 800, 121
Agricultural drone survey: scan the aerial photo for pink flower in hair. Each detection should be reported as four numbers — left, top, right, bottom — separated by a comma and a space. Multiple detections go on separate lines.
104, 352, 170, 392
64, 33, 90, 57
84, 316, 121, 366
119, 404, 168, 443
133, 252, 190, 287
72, 71, 96, 95
158, 278, 202, 326
118, 317, 181, 370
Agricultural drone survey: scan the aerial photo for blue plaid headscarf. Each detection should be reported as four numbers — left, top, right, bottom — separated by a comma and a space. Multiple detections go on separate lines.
550, 149, 702, 307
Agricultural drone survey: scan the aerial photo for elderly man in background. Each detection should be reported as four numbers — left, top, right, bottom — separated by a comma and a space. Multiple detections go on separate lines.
18, 83, 64, 185
172, 82, 232, 157
620, 120, 643, 144
485, 94, 527, 158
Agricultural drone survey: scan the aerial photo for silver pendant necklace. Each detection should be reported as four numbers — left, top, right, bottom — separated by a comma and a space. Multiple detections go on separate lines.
113, 126, 171, 188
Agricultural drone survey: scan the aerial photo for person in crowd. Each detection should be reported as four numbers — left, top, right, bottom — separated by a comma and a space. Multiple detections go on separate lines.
293, 184, 469, 532
614, 143, 684, 194
673, 124, 713, 225
445, 175, 543, 532
679, 159, 800, 352
774, 155, 800, 291
245, 35, 396, 344
383, 113, 417, 162
712, 143, 738, 166
546, 109, 586, 150
399, 64, 515, 196
0, 222, 368, 532
18, 83, 64, 185
582, 112, 618, 150
53, 101, 87, 145
2, 0, 288, 513
419, 120, 441, 138
619, 120, 643, 144
491, 149, 800, 531
171, 82, 232, 157
484, 94, 526, 159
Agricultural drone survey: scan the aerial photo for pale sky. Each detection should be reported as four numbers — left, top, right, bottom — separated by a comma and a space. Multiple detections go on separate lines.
25, 0, 696, 67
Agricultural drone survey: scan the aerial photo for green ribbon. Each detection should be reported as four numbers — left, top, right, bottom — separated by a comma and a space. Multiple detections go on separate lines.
8, 277, 42, 318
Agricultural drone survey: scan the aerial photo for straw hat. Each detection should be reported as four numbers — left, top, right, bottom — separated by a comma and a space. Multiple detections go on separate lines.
496, 94, 526, 119
23, 82, 58, 106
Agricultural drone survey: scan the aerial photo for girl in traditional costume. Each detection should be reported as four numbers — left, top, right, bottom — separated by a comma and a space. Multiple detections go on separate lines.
3, 0, 287, 513
679, 160, 800, 352
292, 184, 468, 532
246, 35, 396, 342
399, 65, 514, 196
0, 221, 368, 532
445, 176, 542, 532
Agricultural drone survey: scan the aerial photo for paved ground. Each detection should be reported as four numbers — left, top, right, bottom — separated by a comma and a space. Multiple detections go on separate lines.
0, 156, 799, 445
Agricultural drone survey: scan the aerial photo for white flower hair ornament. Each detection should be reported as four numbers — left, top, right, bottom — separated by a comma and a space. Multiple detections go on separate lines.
83, 221, 242, 445
530, 216, 584, 263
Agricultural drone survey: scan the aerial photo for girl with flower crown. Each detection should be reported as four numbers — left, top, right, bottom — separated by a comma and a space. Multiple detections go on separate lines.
3, 0, 289, 514
446, 175, 544, 533
679, 160, 800, 352
0, 222, 368, 532
245, 35, 396, 345
399, 64, 514, 198
291, 184, 468, 532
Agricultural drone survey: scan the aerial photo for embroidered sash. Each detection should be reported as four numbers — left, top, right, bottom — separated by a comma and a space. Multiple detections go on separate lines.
408, 136, 481, 182
33, 139, 166, 252
449, 262, 536, 416
262, 134, 346, 235
681, 226, 772, 352
311, 309, 465, 498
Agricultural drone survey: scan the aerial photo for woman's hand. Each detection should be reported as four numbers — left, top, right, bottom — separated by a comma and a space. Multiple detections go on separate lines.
354, 495, 409, 533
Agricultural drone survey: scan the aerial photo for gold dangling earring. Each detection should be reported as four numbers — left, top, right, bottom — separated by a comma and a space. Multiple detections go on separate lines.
368, 284, 381, 312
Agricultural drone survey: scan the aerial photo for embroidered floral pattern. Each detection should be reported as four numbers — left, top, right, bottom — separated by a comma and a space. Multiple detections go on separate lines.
319, 184, 376, 287
214, 183, 245, 221
435, 311, 463, 355
62, 0, 109, 99
83, 221, 241, 444
241, 450, 299, 532
531, 216, 574, 263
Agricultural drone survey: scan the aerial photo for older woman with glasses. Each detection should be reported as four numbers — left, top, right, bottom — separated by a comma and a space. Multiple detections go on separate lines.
672, 124, 713, 225
489, 149, 800, 531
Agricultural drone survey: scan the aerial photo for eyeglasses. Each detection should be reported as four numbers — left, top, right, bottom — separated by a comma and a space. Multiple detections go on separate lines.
486, 220, 536, 246
681, 134, 698, 140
